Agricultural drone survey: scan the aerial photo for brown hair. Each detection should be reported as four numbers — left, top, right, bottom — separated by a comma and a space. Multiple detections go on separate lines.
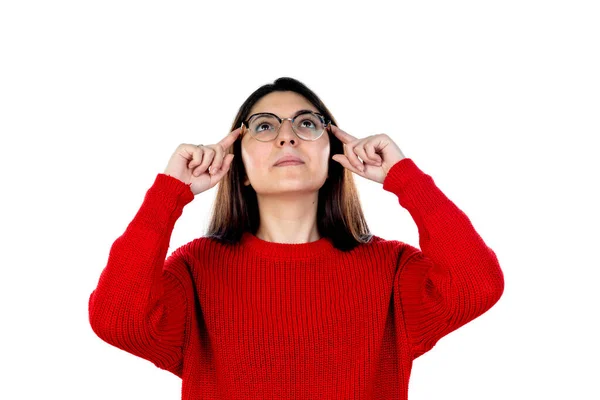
205, 77, 373, 251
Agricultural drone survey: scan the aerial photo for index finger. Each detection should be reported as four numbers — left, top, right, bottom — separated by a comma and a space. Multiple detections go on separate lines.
218, 126, 242, 150
329, 124, 357, 144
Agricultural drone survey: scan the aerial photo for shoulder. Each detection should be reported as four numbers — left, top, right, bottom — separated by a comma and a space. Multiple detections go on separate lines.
171, 235, 242, 265
162, 236, 229, 284
171, 236, 227, 260
163, 236, 215, 268
362, 234, 421, 267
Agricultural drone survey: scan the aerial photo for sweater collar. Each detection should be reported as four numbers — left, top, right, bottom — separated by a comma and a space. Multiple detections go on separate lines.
240, 231, 335, 259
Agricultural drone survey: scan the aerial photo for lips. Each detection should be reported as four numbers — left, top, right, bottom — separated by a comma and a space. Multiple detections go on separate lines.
274, 155, 304, 166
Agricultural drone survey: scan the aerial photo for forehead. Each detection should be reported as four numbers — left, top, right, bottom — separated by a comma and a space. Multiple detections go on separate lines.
249, 91, 318, 117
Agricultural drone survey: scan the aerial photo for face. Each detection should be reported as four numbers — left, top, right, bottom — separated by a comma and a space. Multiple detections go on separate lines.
240, 91, 330, 196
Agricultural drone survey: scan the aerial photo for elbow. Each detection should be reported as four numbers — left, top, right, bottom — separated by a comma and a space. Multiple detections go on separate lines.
486, 247, 505, 303
88, 289, 110, 339
461, 259, 505, 316
482, 260, 505, 311
88, 288, 122, 341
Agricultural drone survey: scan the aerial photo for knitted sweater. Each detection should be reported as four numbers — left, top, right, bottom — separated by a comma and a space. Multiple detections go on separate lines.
88, 158, 504, 399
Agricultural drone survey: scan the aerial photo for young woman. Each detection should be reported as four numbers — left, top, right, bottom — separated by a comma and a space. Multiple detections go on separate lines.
89, 77, 504, 399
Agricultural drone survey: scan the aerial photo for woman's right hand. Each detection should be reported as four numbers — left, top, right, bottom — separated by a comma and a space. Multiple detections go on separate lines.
163, 127, 242, 195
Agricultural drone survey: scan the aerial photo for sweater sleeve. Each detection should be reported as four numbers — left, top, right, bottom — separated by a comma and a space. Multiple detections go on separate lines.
88, 173, 195, 377
383, 158, 505, 360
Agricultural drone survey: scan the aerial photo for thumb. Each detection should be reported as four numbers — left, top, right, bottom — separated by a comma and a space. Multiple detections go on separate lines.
332, 154, 364, 174
332, 154, 347, 164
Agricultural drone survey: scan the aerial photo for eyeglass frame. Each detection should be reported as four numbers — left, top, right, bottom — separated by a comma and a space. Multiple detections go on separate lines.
240, 111, 331, 142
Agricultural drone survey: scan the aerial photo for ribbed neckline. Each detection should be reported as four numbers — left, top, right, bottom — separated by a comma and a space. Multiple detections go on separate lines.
240, 231, 335, 259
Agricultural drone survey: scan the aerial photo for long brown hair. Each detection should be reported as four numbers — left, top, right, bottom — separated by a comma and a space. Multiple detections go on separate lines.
205, 77, 373, 251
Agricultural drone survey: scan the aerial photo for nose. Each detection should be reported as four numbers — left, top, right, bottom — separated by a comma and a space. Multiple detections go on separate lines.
276, 119, 298, 145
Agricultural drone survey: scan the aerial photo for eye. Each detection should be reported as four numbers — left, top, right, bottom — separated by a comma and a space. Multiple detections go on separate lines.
256, 123, 273, 132
300, 119, 316, 128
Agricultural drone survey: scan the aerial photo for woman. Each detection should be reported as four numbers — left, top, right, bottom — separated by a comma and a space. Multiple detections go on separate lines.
88, 77, 504, 399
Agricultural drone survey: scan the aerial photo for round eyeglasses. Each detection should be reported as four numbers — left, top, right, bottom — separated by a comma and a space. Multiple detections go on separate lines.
241, 111, 331, 142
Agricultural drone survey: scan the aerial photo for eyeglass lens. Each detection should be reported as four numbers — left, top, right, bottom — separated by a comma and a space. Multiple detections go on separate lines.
247, 112, 325, 141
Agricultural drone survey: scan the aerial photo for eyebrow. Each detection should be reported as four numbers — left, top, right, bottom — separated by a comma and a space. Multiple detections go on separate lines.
252, 109, 319, 118
292, 109, 318, 117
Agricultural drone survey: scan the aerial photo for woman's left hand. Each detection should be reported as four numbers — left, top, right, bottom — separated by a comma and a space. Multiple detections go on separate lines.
329, 124, 406, 184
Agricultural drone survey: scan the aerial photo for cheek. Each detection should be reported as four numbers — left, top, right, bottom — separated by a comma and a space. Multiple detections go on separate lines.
241, 144, 269, 172
318, 144, 331, 165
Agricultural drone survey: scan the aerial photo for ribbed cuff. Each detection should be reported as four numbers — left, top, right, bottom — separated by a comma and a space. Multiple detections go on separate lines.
382, 158, 425, 194
152, 173, 195, 204
382, 158, 451, 217
130, 173, 195, 233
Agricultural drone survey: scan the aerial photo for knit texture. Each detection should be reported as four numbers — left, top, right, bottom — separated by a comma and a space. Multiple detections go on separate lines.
88, 158, 504, 399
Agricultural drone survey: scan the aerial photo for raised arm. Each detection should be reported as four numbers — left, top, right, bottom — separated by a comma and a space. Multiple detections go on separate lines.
88, 173, 195, 376
384, 158, 505, 359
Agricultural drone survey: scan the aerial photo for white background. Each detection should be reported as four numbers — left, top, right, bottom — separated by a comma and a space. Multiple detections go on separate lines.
1, 0, 598, 399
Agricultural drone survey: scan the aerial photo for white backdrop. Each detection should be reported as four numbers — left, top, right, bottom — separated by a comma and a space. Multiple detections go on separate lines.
1, 0, 598, 399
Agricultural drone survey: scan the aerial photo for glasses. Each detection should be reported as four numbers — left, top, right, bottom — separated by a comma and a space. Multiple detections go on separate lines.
241, 111, 331, 142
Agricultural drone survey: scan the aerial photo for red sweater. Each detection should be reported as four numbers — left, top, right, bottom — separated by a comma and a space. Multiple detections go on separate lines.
88, 158, 504, 399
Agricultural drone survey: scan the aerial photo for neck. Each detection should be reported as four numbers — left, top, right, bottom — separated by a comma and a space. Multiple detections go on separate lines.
255, 191, 320, 244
